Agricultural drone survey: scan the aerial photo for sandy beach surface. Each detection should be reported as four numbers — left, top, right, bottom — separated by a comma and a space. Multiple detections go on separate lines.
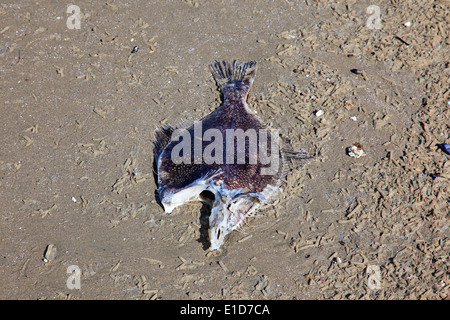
0, 0, 448, 299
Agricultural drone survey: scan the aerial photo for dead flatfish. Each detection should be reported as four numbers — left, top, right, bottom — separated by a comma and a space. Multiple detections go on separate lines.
153, 60, 286, 250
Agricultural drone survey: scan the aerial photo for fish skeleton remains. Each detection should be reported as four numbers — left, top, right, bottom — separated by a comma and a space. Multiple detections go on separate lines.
153, 60, 307, 250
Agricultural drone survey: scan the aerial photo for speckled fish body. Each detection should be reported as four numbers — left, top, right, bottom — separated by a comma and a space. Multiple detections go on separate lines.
153, 60, 284, 250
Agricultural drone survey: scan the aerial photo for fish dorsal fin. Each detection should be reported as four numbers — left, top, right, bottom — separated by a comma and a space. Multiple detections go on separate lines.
152, 124, 175, 156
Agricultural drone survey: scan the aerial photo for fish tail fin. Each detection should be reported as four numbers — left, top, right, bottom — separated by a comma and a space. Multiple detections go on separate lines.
210, 60, 256, 90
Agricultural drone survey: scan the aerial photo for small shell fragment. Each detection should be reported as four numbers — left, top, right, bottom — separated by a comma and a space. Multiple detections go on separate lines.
437, 143, 450, 155
347, 142, 366, 158
43, 244, 57, 262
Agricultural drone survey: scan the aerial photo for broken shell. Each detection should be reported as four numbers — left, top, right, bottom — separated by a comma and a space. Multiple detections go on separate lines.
43, 244, 57, 262
347, 143, 366, 158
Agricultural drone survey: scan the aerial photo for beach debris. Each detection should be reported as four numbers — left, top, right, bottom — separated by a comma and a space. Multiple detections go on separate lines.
347, 142, 366, 158
43, 244, 57, 262
394, 35, 410, 46
437, 143, 450, 155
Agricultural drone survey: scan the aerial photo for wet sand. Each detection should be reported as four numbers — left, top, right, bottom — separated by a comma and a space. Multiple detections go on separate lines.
0, 0, 448, 299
